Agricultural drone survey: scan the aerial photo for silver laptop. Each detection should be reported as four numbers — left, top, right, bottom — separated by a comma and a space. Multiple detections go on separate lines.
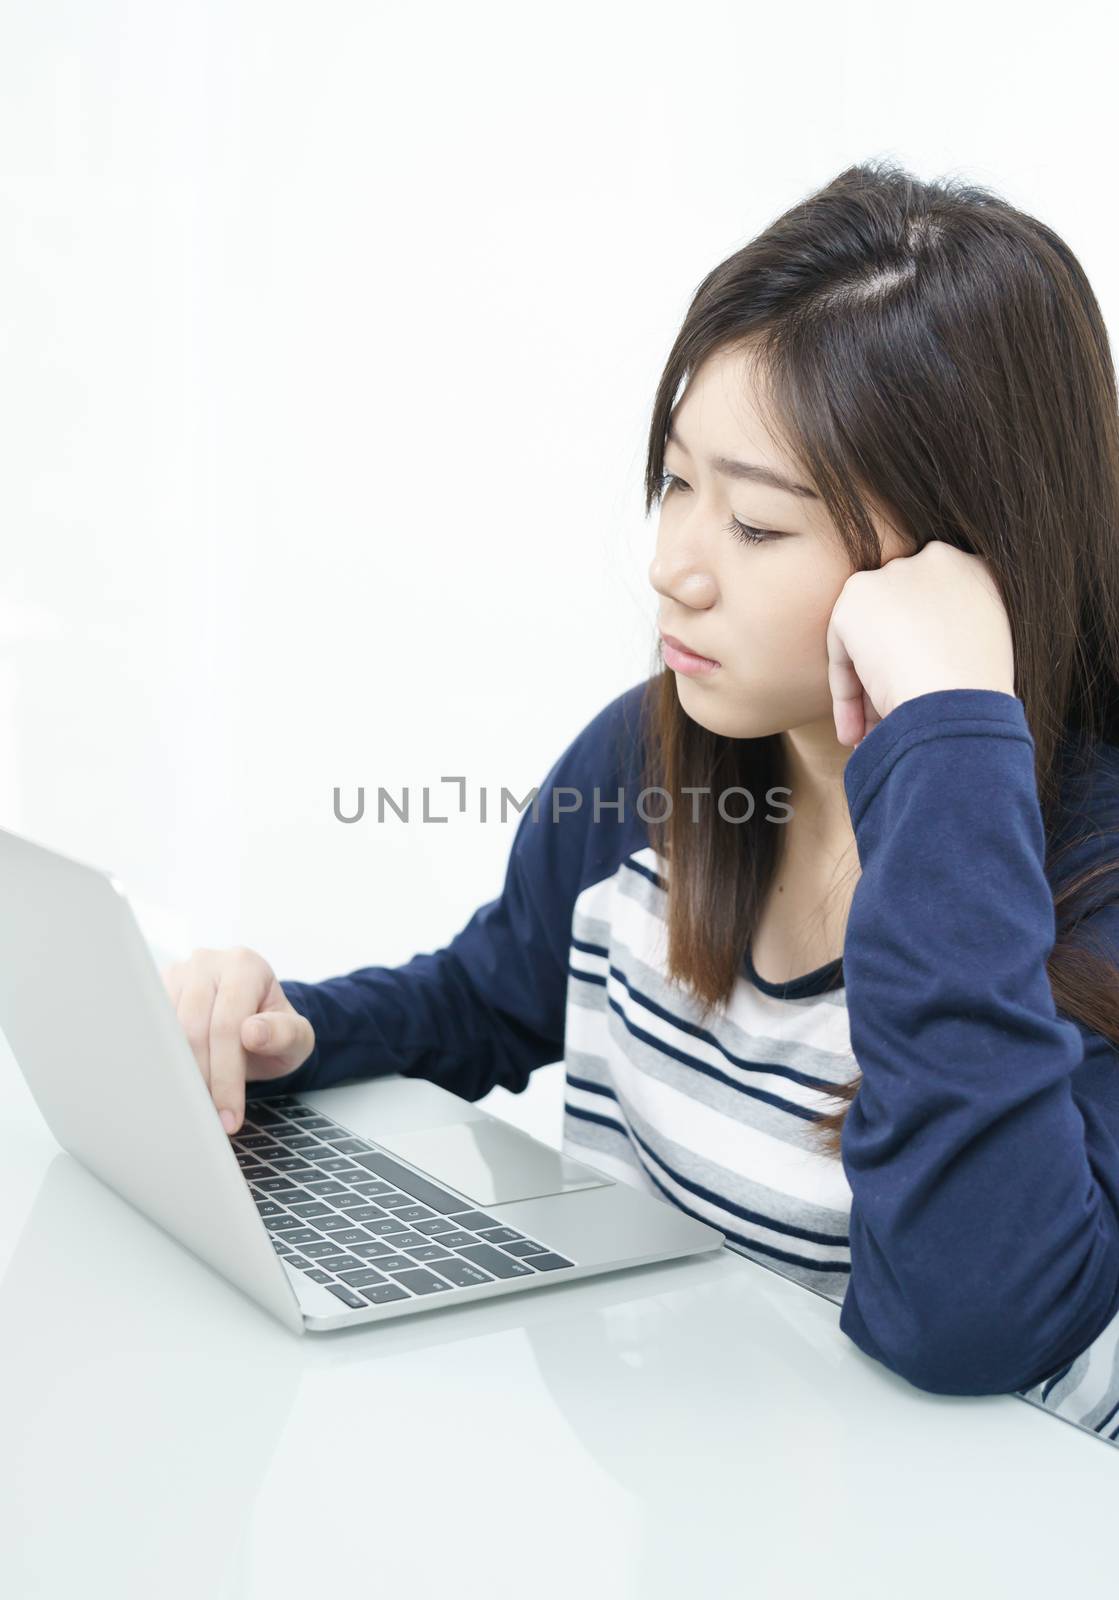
0, 824, 726, 1333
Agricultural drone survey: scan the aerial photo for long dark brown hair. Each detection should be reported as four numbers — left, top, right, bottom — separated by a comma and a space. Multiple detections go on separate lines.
636, 158, 1119, 1158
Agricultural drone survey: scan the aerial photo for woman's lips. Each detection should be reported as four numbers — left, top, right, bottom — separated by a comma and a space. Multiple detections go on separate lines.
659, 632, 721, 676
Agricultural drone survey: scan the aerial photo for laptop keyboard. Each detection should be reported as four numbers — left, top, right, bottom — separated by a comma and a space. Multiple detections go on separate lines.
233, 1095, 577, 1310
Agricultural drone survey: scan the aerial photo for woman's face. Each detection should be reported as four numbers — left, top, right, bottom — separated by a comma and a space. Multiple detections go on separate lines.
648, 343, 910, 742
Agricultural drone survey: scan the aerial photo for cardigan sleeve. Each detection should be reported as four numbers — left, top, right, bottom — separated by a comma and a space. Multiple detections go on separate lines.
837, 688, 1119, 1396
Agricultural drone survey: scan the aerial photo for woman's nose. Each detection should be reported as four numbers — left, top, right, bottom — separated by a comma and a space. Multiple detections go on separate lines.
648, 549, 717, 609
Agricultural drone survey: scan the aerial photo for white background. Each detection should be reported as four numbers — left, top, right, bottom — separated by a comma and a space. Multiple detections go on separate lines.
1, 0, 1114, 1138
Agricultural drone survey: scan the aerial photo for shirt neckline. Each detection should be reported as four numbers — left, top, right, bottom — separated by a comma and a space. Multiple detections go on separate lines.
743, 941, 846, 1000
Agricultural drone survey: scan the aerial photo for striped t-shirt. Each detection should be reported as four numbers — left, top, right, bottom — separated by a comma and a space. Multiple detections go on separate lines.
561, 841, 855, 1306
252, 679, 1119, 1448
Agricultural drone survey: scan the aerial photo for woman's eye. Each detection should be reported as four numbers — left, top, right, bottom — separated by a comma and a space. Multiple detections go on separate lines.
658, 470, 776, 547
726, 518, 773, 547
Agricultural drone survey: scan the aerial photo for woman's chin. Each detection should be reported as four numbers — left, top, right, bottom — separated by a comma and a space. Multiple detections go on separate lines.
673, 676, 764, 739
672, 673, 823, 742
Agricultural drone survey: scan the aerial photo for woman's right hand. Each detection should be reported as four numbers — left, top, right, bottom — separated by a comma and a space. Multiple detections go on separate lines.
160, 946, 316, 1137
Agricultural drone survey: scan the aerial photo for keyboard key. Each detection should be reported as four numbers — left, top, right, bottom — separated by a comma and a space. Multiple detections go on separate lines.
283, 1135, 323, 1150
337, 1199, 388, 1216
382, 1231, 432, 1249
325, 1283, 366, 1308
234, 1134, 275, 1150
376, 1192, 425, 1211
318, 1254, 366, 1272
299, 1239, 345, 1258
473, 1227, 525, 1245
516, 1252, 574, 1271
341, 1204, 392, 1222
270, 1157, 318, 1174
305, 1269, 334, 1283
316, 1157, 362, 1173
255, 1178, 306, 1195
348, 1178, 397, 1196
268, 1216, 311, 1233
328, 1137, 374, 1154
413, 1218, 459, 1235
350, 1151, 472, 1215
502, 1240, 549, 1257
290, 1145, 338, 1161
363, 1217, 410, 1235
454, 1244, 536, 1279
444, 1210, 501, 1231
336, 1267, 389, 1287
434, 1230, 481, 1249
289, 1202, 335, 1218
282, 1105, 317, 1121
284, 1256, 313, 1270
372, 1255, 418, 1272
348, 1240, 396, 1258
406, 1244, 457, 1263
388, 1268, 455, 1296
271, 1239, 292, 1254
391, 1204, 437, 1223
427, 1257, 495, 1288
302, 1179, 351, 1196
256, 1201, 285, 1217
359, 1283, 412, 1304
325, 1228, 376, 1247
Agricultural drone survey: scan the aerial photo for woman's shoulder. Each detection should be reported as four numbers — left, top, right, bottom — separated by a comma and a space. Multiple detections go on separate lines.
543, 676, 654, 792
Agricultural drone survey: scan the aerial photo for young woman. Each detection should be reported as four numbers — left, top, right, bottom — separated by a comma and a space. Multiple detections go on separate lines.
164, 159, 1119, 1442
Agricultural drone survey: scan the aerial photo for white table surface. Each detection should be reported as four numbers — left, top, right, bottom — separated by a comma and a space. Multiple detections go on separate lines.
1, 1036, 1115, 1600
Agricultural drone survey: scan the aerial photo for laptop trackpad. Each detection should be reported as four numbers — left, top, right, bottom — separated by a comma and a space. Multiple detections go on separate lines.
375, 1119, 614, 1206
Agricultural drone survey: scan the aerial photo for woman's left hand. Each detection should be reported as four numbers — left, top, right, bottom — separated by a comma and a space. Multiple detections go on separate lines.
825, 538, 1017, 748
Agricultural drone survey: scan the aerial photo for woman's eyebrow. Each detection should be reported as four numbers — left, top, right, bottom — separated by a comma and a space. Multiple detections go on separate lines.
666, 420, 820, 500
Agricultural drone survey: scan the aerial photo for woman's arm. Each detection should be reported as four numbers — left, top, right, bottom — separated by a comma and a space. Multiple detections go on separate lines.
838, 687, 1119, 1395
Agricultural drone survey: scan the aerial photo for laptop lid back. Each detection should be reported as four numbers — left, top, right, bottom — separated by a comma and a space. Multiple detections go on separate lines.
0, 825, 304, 1334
